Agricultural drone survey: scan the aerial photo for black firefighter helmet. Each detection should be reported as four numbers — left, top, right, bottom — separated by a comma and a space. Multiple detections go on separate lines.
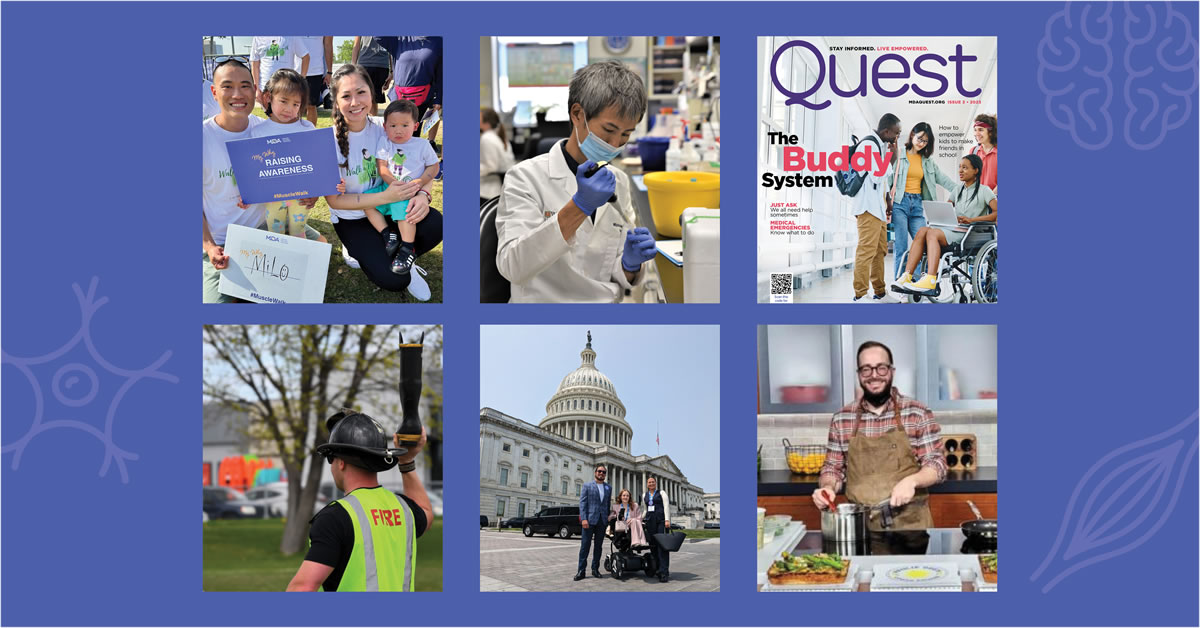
315, 410, 407, 473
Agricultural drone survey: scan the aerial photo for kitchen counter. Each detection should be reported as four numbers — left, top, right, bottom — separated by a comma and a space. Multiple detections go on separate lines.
758, 466, 997, 496
759, 527, 997, 592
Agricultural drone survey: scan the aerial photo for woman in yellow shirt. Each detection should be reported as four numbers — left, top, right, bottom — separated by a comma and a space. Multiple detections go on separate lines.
889, 122, 958, 283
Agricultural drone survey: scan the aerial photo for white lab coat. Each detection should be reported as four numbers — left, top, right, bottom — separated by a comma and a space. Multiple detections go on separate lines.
495, 140, 645, 303
479, 129, 514, 200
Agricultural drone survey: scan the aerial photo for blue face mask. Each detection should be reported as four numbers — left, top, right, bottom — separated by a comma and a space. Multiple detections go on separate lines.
575, 116, 624, 163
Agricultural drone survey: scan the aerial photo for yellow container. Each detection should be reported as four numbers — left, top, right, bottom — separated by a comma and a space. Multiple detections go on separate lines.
643, 171, 720, 238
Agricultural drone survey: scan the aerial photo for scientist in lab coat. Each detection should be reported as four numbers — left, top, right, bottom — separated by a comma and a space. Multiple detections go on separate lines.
495, 61, 657, 303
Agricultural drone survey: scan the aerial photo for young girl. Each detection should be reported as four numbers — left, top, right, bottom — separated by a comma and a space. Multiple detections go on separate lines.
897, 154, 998, 292
365, 99, 440, 275
250, 68, 316, 237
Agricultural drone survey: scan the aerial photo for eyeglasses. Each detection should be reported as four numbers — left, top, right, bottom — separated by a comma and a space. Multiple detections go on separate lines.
857, 364, 895, 377
596, 469, 607, 475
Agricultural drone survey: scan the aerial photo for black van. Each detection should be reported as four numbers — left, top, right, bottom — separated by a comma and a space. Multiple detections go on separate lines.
523, 505, 582, 539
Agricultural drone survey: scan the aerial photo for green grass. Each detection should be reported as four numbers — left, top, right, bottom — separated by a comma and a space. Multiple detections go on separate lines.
682, 529, 721, 539
253, 106, 444, 303
203, 517, 442, 591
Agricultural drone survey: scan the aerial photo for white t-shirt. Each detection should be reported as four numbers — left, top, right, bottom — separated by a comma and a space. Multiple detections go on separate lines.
376, 136, 438, 184
249, 37, 308, 90
331, 116, 388, 223
294, 36, 325, 76
850, 132, 894, 223
202, 116, 265, 246
479, 129, 514, 199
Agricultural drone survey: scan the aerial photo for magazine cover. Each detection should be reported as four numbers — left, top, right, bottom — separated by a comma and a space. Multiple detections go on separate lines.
757, 37, 998, 304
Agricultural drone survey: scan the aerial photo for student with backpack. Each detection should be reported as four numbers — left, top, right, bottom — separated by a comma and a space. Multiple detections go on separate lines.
847, 114, 902, 302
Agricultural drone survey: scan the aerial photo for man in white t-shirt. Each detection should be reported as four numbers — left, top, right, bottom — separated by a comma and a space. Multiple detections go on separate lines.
249, 37, 310, 108
295, 36, 333, 126
201, 59, 326, 303
851, 113, 901, 302
203, 60, 263, 303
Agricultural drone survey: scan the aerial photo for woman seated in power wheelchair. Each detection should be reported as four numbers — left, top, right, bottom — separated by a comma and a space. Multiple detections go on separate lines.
891, 154, 998, 303
603, 489, 656, 580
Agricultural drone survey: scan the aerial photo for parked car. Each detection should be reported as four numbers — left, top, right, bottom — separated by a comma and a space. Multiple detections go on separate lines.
703, 522, 720, 529
480, 515, 490, 528
523, 506, 581, 539
669, 522, 685, 531
501, 516, 530, 530
203, 486, 264, 519
244, 481, 329, 518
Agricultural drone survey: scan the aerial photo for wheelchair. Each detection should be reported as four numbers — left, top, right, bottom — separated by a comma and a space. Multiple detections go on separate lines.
891, 222, 997, 303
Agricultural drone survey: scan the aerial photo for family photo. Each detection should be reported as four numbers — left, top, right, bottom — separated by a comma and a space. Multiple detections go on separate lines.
202, 36, 445, 303
480, 36, 721, 303
479, 326, 721, 592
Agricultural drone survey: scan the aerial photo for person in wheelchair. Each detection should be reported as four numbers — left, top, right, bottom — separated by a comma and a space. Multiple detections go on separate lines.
608, 489, 647, 548
893, 154, 997, 294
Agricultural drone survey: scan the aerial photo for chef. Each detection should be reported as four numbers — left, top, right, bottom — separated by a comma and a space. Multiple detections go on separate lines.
494, 61, 657, 303
811, 341, 947, 530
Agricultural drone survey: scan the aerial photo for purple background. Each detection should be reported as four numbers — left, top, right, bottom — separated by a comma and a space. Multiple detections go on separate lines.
2, 2, 1197, 626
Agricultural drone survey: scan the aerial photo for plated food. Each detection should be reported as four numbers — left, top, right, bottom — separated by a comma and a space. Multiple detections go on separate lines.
767, 552, 850, 585
979, 553, 997, 583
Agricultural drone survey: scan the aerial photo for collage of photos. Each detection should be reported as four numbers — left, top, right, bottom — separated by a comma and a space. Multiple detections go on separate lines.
757, 325, 998, 591
202, 36, 444, 304
203, 325, 444, 591
197, 33, 1000, 598
480, 36, 721, 303
757, 37, 998, 304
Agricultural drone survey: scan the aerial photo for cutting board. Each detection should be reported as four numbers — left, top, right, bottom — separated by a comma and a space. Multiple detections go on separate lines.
870, 561, 962, 591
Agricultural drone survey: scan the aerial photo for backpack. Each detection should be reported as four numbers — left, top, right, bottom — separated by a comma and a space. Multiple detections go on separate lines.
834, 134, 883, 198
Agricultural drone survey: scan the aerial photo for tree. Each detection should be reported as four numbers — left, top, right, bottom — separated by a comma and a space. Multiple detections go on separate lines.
335, 39, 354, 64
202, 324, 438, 554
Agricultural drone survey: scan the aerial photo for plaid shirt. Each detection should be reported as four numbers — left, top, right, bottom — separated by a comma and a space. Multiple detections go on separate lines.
818, 389, 947, 486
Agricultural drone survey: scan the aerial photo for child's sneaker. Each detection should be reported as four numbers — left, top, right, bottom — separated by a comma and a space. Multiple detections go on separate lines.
342, 244, 361, 269
905, 274, 938, 292
406, 263, 431, 301
383, 231, 400, 258
391, 243, 415, 276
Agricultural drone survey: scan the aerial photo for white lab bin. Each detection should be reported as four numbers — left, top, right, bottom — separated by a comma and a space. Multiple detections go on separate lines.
682, 207, 720, 303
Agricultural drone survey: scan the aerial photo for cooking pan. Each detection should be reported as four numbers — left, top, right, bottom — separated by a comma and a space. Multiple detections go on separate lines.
960, 500, 997, 540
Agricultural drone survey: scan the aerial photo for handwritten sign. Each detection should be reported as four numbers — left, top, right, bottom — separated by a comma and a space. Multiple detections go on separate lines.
224, 128, 341, 204
218, 224, 331, 303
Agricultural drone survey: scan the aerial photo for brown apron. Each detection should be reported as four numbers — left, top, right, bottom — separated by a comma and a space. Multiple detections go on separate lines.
843, 396, 933, 531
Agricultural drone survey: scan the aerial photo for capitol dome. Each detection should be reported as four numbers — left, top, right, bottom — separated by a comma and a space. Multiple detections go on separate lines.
539, 332, 632, 453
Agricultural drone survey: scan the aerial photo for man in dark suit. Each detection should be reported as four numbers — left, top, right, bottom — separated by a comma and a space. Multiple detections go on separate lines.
575, 464, 611, 581
642, 476, 671, 583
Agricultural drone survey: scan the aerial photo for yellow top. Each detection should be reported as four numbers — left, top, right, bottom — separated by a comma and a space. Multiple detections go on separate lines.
905, 153, 924, 194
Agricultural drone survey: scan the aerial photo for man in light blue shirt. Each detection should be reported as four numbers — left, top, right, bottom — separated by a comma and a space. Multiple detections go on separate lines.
852, 113, 901, 301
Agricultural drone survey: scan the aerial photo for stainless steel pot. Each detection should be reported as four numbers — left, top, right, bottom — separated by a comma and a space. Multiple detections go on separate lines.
821, 503, 870, 555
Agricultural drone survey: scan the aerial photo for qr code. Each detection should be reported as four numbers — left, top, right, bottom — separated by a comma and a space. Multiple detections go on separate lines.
770, 273, 793, 295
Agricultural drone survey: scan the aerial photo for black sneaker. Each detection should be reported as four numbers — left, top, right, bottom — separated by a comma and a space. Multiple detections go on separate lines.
383, 231, 400, 258
391, 243, 415, 276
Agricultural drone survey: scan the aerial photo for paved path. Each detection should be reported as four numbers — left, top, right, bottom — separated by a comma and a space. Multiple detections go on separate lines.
479, 530, 720, 592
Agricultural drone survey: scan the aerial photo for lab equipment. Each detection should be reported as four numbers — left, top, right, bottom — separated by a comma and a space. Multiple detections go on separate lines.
643, 171, 720, 238
681, 207, 720, 303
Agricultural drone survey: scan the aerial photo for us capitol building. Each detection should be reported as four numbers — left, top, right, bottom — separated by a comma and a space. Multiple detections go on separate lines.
480, 332, 712, 527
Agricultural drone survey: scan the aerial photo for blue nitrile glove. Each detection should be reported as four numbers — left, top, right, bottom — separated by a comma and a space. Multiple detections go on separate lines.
572, 160, 616, 216
621, 227, 657, 272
